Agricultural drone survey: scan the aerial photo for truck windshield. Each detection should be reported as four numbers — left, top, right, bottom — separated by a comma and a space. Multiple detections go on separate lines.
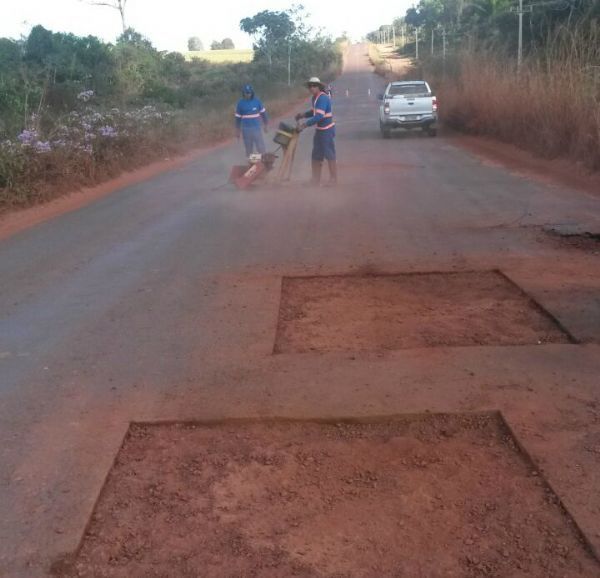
388, 84, 429, 96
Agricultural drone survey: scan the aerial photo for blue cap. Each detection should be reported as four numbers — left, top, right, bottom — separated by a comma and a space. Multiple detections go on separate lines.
242, 84, 254, 96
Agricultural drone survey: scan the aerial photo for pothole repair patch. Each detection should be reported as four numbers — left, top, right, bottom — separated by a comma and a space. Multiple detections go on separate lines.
274, 270, 572, 353
54, 414, 597, 577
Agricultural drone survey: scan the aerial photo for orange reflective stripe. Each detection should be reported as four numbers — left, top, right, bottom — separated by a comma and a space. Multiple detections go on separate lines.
240, 113, 261, 119
316, 122, 335, 130
315, 108, 327, 115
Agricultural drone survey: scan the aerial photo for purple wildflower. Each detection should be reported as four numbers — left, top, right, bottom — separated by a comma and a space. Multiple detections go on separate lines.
17, 129, 38, 145
99, 126, 118, 138
34, 141, 52, 154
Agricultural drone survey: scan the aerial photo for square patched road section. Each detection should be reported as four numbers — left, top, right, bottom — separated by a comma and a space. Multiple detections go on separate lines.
274, 271, 572, 353
56, 414, 597, 577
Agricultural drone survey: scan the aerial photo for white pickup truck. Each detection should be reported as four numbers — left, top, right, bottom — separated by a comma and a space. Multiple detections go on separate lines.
378, 81, 438, 138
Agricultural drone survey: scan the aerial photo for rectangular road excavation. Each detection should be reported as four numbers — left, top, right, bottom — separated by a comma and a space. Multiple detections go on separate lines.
55, 414, 598, 577
274, 271, 572, 353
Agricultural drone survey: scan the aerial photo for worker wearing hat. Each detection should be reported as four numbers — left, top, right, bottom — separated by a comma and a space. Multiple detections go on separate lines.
235, 84, 269, 157
295, 77, 337, 186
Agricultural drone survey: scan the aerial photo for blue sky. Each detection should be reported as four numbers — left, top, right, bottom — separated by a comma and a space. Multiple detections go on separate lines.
0, 0, 410, 51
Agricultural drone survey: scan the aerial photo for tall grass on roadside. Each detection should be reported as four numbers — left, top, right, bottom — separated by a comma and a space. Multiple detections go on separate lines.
430, 26, 600, 171
368, 43, 393, 78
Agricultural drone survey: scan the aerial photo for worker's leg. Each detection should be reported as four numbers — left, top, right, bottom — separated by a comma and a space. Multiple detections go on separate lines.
242, 128, 254, 157
323, 127, 337, 186
326, 160, 338, 185
255, 128, 267, 154
311, 132, 325, 186
311, 160, 323, 185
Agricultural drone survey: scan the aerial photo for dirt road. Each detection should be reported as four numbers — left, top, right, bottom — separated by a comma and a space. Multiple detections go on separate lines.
1, 44, 599, 576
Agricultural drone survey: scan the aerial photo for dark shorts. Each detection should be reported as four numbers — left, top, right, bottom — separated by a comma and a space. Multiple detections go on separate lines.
312, 126, 336, 161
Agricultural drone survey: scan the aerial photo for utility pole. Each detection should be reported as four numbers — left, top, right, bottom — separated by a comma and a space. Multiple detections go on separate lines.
510, 0, 532, 69
442, 27, 447, 61
431, 29, 434, 55
287, 41, 291, 86
415, 27, 419, 59
393, 25, 396, 47
518, 0, 524, 68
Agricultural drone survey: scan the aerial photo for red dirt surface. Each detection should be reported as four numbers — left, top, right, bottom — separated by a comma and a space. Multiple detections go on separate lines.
54, 415, 598, 577
275, 271, 571, 353
451, 133, 600, 199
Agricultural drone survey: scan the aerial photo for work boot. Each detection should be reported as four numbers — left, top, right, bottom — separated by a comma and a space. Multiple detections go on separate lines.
311, 160, 323, 186
325, 160, 338, 187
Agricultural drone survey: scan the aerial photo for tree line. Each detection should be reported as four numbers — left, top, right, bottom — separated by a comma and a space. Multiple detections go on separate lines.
367, 0, 599, 59
187, 37, 236, 51
0, 7, 342, 139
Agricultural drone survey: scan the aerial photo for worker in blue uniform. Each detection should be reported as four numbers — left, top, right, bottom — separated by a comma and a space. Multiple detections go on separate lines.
235, 84, 269, 157
296, 77, 337, 186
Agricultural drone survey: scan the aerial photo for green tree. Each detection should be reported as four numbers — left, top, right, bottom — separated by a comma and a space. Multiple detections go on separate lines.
240, 10, 295, 68
188, 37, 203, 51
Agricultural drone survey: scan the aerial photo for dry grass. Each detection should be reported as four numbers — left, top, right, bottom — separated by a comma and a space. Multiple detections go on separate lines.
368, 43, 393, 78
371, 29, 599, 172
434, 28, 600, 171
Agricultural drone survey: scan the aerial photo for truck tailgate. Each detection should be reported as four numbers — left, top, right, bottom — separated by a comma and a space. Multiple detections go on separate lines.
389, 95, 433, 116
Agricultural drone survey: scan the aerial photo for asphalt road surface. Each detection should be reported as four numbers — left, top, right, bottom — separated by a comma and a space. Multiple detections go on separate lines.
1, 44, 600, 576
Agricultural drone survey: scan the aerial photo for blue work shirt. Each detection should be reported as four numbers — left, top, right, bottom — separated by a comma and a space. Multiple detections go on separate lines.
235, 97, 268, 130
303, 92, 335, 131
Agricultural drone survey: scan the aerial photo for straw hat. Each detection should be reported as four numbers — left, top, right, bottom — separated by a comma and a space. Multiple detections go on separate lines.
306, 76, 326, 89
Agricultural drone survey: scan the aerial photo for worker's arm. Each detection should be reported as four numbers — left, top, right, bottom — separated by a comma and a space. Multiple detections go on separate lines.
258, 100, 269, 130
295, 109, 313, 121
258, 100, 268, 124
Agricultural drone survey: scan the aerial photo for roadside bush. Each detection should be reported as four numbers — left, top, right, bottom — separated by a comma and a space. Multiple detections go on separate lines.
0, 95, 178, 207
368, 44, 392, 78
